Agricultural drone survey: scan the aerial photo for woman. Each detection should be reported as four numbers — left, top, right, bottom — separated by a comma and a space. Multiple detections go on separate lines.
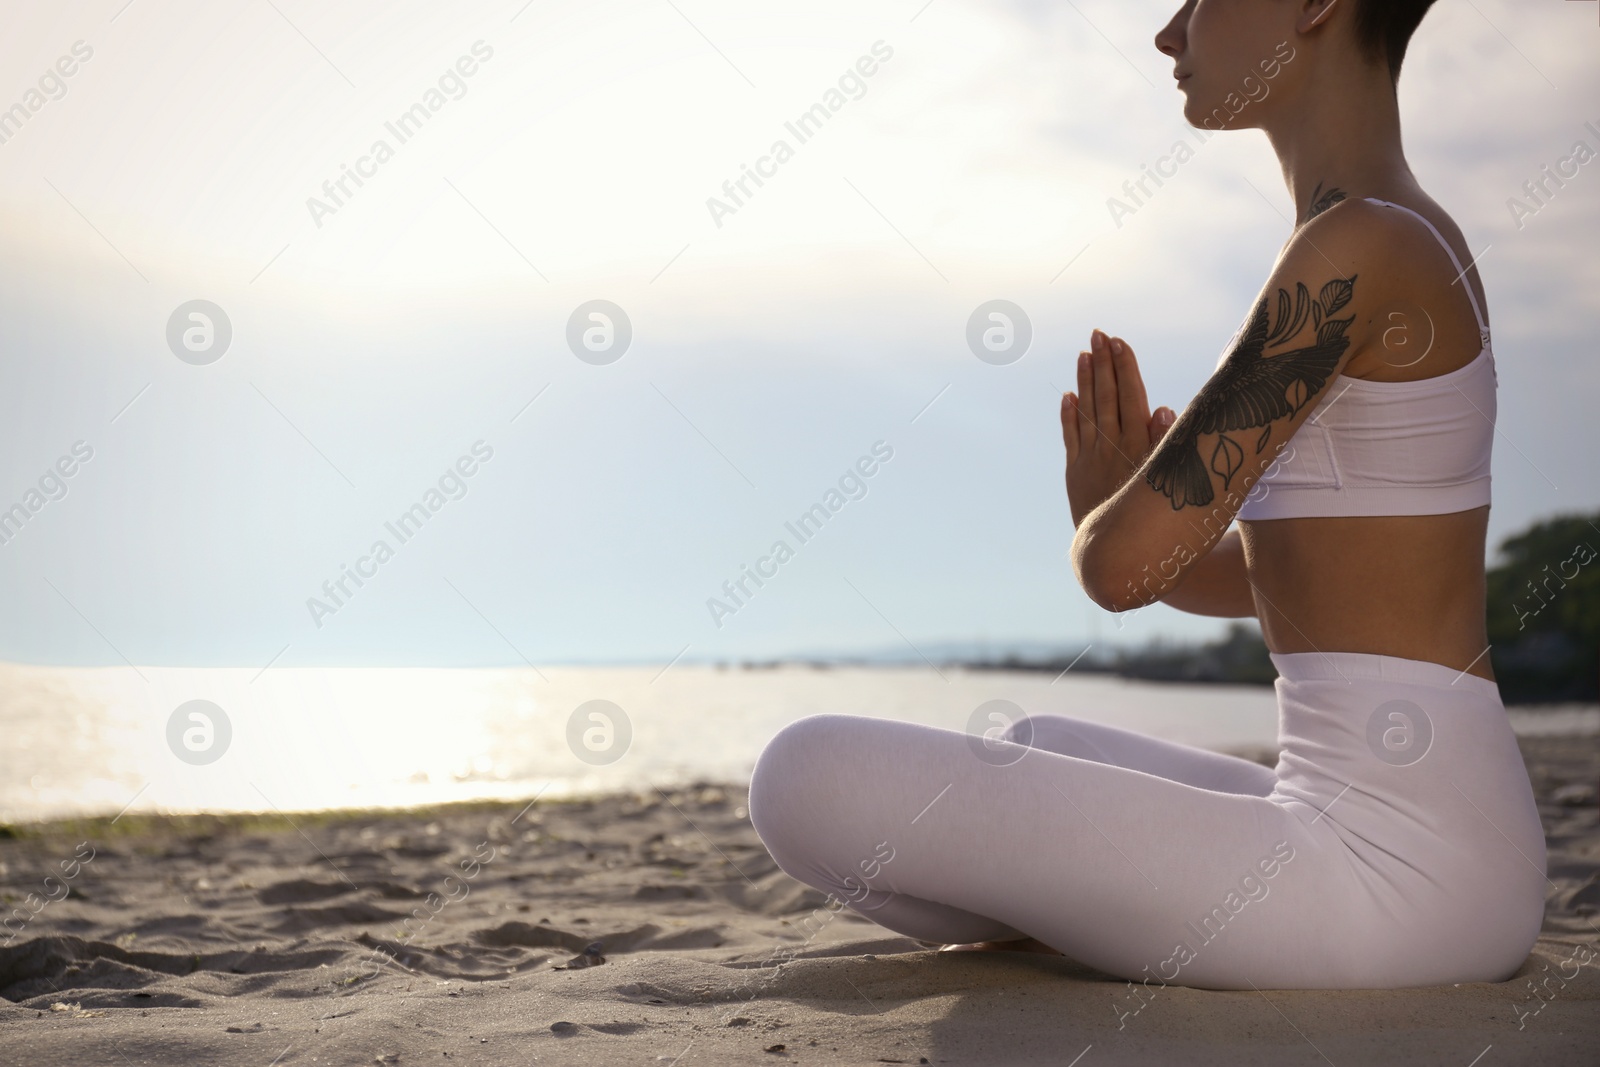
747, 0, 1546, 990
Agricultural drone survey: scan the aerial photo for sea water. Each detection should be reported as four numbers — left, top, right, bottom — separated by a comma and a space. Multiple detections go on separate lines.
0, 662, 1588, 822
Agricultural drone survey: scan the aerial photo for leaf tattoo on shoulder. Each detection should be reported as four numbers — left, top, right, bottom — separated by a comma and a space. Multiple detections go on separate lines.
1144, 274, 1357, 511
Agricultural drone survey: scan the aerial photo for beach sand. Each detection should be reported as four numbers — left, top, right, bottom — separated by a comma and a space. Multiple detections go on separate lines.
2, 737, 1596, 1066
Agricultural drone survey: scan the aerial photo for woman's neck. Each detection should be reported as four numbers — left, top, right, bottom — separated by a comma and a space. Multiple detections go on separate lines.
1262, 62, 1417, 224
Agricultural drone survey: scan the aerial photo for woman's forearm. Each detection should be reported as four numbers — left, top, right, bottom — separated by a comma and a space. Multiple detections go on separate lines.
1150, 527, 1258, 618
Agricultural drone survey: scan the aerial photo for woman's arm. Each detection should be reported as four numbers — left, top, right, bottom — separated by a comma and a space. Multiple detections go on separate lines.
1152, 526, 1256, 618
1057, 358, 1254, 618
1057, 349, 1253, 617
1065, 199, 1397, 612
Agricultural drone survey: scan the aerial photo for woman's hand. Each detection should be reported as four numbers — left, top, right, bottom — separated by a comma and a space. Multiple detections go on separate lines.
1061, 329, 1176, 527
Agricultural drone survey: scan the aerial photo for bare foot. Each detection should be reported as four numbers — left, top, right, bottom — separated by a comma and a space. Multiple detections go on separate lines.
938, 936, 1064, 956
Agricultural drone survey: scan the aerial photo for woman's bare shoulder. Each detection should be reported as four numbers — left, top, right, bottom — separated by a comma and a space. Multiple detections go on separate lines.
1294, 193, 1489, 380
1299, 192, 1474, 274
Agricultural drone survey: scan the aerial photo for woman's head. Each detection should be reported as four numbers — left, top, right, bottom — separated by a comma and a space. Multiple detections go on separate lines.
1154, 0, 1437, 132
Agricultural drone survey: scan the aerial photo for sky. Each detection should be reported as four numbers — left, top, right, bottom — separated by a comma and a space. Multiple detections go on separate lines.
0, 0, 1596, 670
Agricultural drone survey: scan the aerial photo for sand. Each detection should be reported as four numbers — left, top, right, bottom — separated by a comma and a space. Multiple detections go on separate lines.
1, 737, 1596, 1066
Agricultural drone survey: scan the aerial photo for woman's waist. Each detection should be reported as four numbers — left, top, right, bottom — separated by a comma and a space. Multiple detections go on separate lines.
1265, 650, 1535, 840
1247, 613, 1542, 878
1242, 517, 1489, 635
1255, 607, 1497, 686
1266, 648, 1517, 793
1268, 647, 1500, 698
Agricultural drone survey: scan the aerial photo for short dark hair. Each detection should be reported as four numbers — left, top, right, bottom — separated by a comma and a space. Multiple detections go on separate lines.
1353, 0, 1437, 81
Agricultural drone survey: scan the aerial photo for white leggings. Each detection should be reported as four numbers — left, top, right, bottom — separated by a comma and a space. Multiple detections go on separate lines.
748, 651, 1546, 990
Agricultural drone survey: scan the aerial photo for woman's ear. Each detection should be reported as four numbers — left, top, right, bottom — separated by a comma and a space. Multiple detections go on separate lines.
1300, 0, 1343, 32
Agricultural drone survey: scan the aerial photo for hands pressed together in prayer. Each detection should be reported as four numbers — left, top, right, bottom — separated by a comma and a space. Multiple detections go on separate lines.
1060, 328, 1178, 527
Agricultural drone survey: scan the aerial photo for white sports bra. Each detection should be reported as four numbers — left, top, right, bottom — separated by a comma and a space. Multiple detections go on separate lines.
1234, 197, 1497, 521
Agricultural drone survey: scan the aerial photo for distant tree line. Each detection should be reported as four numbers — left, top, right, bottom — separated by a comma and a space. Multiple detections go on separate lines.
1484, 510, 1599, 702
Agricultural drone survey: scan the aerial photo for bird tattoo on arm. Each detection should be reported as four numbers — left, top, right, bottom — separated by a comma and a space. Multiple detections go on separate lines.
1144, 274, 1358, 511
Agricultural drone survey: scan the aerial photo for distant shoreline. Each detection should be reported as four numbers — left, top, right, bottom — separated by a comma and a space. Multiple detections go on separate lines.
735, 616, 1597, 706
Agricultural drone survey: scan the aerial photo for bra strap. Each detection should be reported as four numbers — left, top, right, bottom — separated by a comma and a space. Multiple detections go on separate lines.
1362, 197, 1490, 343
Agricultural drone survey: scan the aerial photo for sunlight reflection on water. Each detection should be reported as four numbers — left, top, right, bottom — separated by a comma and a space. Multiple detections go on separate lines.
4, 662, 1587, 822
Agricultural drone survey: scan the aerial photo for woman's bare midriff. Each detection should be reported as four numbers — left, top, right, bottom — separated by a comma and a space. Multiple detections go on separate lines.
1239, 505, 1495, 683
